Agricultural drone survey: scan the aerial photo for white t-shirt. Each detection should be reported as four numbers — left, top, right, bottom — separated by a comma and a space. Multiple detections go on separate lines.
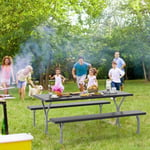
17, 69, 31, 82
108, 68, 124, 83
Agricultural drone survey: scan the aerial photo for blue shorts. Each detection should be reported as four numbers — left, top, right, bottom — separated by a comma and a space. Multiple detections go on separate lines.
17, 80, 27, 88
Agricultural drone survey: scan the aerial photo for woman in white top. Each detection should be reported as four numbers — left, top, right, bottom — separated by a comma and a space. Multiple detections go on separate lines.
16, 65, 35, 100
108, 61, 125, 90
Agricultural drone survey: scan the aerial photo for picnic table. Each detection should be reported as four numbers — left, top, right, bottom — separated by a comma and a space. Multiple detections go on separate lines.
33, 91, 133, 133
30, 91, 147, 143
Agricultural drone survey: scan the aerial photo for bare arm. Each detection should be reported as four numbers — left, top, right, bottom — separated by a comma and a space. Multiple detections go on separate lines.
28, 79, 35, 88
49, 74, 55, 80
11, 67, 15, 82
121, 63, 126, 69
72, 68, 76, 79
61, 75, 65, 83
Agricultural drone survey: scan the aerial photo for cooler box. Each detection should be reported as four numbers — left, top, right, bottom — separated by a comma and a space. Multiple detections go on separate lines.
0, 133, 33, 150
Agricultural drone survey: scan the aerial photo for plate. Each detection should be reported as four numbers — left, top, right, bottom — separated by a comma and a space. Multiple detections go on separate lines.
51, 95, 59, 99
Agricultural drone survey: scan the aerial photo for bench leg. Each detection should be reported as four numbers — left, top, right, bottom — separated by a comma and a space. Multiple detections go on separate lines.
59, 123, 64, 144
33, 110, 36, 127
136, 115, 140, 134
99, 104, 102, 113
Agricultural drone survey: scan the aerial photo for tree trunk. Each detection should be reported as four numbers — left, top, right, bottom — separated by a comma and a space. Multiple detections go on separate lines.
45, 66, 49, 90
142, 60, 147, 81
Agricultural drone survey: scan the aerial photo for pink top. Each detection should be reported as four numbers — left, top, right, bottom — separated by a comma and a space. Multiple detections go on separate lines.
0, 65, 12, 83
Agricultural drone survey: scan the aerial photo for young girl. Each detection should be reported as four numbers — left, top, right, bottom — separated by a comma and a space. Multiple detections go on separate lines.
86, 68, 98, 91
49, 68, 65, 95
0, 56, 15, 94
16, 65, 35, 100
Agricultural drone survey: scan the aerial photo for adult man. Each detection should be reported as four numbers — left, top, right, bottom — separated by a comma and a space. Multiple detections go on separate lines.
72, 56, 91, 92
113, 51, 126, 91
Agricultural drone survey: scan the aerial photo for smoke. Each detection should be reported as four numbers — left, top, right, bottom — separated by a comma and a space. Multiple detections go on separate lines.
13, 25, 54, 79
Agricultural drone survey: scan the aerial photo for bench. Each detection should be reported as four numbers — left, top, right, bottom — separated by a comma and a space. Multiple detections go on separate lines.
27, 100, 110, 126
50, 110, 146, 143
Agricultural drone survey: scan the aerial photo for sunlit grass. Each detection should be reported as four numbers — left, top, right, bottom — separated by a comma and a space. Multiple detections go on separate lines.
0, 80, 150, 150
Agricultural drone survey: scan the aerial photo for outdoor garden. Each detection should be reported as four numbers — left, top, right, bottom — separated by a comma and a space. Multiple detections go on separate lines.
0, 0, 150, 150
0, 80, 150, 150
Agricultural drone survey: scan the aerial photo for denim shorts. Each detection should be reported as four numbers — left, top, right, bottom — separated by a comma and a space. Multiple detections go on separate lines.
17, 80, 27, 88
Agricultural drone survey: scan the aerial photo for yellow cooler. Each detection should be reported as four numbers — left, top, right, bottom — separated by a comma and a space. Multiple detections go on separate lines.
0, 133, 33, 150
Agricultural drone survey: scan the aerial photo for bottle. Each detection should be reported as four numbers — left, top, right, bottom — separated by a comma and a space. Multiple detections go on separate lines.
1, 118, 6, 135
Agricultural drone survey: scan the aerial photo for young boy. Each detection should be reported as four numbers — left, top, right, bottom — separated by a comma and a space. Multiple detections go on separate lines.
16, 65, 35, 100
108, 61, 125, 91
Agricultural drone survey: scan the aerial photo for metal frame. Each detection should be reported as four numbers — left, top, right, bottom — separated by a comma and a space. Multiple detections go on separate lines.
58, 115, 141, 144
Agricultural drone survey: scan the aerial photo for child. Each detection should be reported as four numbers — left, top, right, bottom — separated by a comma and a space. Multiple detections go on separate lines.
0, 56, 15, 94
86, 68, 98, 92
49, 68, 65, 95
16, 65, 35, 100
108, 61, 125, 91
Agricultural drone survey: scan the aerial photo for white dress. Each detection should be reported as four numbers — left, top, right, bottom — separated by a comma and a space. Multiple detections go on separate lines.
52, 75, 64, 92
87, 75, 98, 89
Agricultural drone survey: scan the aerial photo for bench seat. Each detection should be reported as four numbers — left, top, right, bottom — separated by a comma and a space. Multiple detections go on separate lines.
50, 110, 146, 143
27, 100, 110, 126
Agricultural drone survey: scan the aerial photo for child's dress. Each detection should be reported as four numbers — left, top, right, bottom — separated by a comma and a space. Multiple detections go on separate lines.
51, 75, 64, 93
87, 75, 98, 89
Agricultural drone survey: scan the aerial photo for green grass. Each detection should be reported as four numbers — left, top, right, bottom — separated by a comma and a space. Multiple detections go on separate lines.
0, 80, 150, 150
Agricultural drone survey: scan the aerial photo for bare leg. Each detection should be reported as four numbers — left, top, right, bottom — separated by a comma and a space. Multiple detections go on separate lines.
120, 85, 124, 91
79, 83, 84, 92
19, 85, 26, 100
1, 82, 8, 94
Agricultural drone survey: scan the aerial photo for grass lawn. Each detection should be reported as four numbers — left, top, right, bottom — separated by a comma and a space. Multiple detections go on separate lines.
0, 80, 150, 150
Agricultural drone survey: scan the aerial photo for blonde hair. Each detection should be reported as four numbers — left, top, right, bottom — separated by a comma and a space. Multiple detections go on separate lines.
25, 65, 33, 71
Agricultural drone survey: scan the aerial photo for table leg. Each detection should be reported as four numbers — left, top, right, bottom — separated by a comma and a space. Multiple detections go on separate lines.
41, 101, 52, 134
2, 102, 9, 134
113, 96, 126, 126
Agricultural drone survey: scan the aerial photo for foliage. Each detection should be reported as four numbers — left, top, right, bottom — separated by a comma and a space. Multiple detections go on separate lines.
0, 0, 150, 80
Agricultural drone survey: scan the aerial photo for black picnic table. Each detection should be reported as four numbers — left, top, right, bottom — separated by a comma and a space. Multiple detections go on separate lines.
33, 91, 133, 134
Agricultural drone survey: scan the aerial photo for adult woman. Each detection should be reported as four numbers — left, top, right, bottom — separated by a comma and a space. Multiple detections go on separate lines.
0, 56, 15, 94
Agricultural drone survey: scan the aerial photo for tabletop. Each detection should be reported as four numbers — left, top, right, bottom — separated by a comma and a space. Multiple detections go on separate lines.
33, 91, 133, 102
